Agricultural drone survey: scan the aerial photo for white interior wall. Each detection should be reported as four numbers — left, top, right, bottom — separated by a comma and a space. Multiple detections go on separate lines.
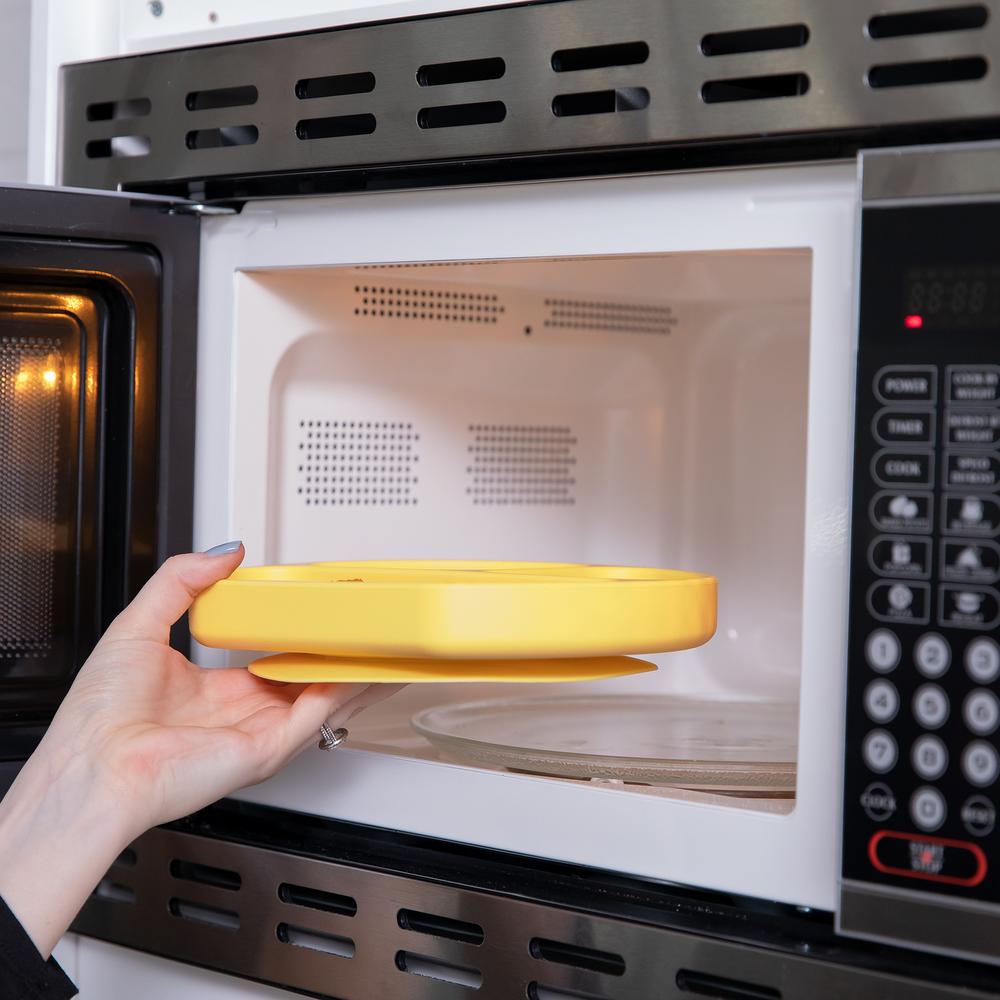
0, 0, 30, 182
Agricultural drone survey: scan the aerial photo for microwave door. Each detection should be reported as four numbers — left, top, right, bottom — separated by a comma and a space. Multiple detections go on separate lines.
0, 184, 199, 773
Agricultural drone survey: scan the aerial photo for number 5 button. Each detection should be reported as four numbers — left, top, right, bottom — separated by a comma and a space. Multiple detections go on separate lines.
913, 685, 949, 729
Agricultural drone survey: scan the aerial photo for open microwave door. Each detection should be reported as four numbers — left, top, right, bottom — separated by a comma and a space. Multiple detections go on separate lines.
0, 184, 199, 766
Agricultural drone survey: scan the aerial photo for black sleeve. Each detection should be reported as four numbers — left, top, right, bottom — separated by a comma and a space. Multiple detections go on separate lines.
0, 895, 77, 999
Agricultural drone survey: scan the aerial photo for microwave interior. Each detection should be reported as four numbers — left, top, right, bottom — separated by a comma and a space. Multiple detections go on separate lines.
222, 247, 812, 811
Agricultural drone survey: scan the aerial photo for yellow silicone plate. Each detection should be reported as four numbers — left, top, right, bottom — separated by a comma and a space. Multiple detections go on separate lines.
190, 560, 717, 660
249, 652, 657, 684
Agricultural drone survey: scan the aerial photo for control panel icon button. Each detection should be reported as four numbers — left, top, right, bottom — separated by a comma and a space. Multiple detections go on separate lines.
941, 540, 1000, 585
860, 782, 897, 822
944, 452, 1000, 491
947, 365, 1000, 404
966, 636, 1000, 683
913, 684, 949, 729
962, 741, 1000, 787
939, 585, 1000, 629
863, 729, 898, 774
964, 689, 1000, 736
961, 796, 996, 837
864, 680, 899, 723
942, 494, 1000, 537
868, 580, 930, 624
868, 536, 931, 579
910, 787, 947, 832
946, 408, 1000, 448
865, 629, 901, 673
873, 450, 933, 489
876, 366, 936, 404
914, 633, 951, 678
911, 735, 948, 781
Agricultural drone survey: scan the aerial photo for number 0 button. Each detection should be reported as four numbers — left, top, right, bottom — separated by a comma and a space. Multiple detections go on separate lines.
911, 786, 947, 832
964, 689, 1000, 736
864, 680, 899, 723
863, 729, 898, 773
865, 629, 901, 673
913, 685, 950, 729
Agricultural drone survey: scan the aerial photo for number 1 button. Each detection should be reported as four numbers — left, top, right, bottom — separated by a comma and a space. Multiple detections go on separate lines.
866, 629, 901, 673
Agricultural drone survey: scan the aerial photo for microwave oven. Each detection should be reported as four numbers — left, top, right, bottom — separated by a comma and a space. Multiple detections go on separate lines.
4, 0, 1000, 996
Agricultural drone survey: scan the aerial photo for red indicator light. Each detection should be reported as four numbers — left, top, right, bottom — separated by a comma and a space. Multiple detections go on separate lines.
904, 314, 924, 330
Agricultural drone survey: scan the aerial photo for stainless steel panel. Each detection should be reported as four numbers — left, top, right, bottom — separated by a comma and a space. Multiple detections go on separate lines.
73, 827, 1000, 998
863, 142, 1000, 201
60, 0, 1000, 192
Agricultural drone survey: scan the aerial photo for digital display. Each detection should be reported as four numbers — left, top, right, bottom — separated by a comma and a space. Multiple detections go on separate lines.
904, 266, 1000, 330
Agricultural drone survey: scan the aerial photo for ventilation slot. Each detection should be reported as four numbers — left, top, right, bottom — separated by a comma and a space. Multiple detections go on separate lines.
417, 101, 506, 128
552, 88, 649, 117
297, 420, 419, 507
868, 5, 988, 38
552, 40, 649, 72
277, 923, 355, 958
398, 909, 485, 945
279, 882, 358, 917
528, 985, 610, 1000
186, 126, 258, 149
467, 425, 576, 507
86, 97, 150, 121
93, 879, 136, 904
170, 859, 242, 891
676, 969, 781, 1000
544, 297, 675, 336
702, 73, 809, 103
867, 56, 987, 88
168, 899, 240, 931
85, 136, 150, 159
114, 848, 137, 868
395, 952, 483, 990
354, 284, 504, 323
186, 85, 258, 110
529, 938, 625, 977
295, 71, 376, 99
701, 24, 809, 56
418, 57, 505, 86
296, 114, 376, 140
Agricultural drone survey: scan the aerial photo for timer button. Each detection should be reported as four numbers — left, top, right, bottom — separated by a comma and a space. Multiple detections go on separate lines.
966, 636, 1000, 683
865, 629, 901, 673
873, 408, 935, 446
875, 366, 936, 404
947, 365, 1000, 405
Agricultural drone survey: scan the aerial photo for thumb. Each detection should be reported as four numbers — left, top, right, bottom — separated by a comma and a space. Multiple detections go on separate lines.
103, 542, 245, 644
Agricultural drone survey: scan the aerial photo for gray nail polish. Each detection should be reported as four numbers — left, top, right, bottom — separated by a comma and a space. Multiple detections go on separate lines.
203, 540, 243, 556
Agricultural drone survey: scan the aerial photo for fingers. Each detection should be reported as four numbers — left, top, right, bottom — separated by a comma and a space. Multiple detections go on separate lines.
104, 543, 245, 645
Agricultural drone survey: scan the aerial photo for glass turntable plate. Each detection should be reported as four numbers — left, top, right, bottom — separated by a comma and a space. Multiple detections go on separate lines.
412, 695, 797, 793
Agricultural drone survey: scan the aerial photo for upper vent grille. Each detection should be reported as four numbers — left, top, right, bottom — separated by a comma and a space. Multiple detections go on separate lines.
467, 424, 577, 506
543, 298, 676, 336
60, 0, 1000, 197
354, 284, 505, 323
297, 420, 419, 507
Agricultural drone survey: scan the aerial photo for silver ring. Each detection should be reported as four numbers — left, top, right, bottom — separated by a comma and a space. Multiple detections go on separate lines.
318, 724, 349, 751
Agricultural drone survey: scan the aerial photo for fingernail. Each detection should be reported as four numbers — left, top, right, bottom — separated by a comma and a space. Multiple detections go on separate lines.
203, 540, 242, 556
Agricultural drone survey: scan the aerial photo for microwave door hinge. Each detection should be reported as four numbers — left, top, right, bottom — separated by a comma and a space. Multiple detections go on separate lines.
166, 202, 239, 217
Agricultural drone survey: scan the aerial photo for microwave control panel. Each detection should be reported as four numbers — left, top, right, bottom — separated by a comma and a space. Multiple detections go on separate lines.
841, 195, 1000, 961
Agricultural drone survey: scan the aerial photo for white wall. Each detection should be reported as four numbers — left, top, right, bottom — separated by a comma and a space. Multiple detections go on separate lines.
0, 0, 29, 181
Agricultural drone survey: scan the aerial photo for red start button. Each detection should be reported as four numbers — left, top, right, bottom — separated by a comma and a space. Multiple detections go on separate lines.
869, 830, 987, 887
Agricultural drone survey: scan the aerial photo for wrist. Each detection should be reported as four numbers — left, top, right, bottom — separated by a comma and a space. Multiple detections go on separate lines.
0, 739, 133, 957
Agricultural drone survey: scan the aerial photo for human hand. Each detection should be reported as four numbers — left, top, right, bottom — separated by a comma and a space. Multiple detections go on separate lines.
0, 542, 400, 957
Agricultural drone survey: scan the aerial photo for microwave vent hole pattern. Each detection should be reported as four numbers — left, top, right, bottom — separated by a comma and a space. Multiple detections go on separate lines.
867, 5, 989, 38
700, 24, 810, 57
467, 424, 576, 506
298, 420, 419, 507
0, 337, 59, 659
354, 284, 504, 323
543, 298, 676, 336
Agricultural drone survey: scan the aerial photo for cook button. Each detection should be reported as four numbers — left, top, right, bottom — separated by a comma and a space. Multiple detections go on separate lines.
964, 689, 1000, 736
947, 409, 1000, 447
914, 633, 951, 678
861, 782, 897, 822
869, 830, 987, 886
876, 366, 936, 403
864, 680, 899, 723
874, 408, 935, 445
869, 536, 930, 579
912, 735, 948, 780
948, 365, 1000, 404
911, 787, 947, 832
868, 580, 930, 624
939, 585, 1000, 629
913, 684, 949, 729
944, 452, 1000, 490
941, 540, 1000, 585
962, 796, 996, 837
962, 741, 1000, 786
966, 636, 1000, 683
863, 729, 898, 773
865, 629, 901, 673
873, 450, 933, 488
942, 494, 1000, 536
